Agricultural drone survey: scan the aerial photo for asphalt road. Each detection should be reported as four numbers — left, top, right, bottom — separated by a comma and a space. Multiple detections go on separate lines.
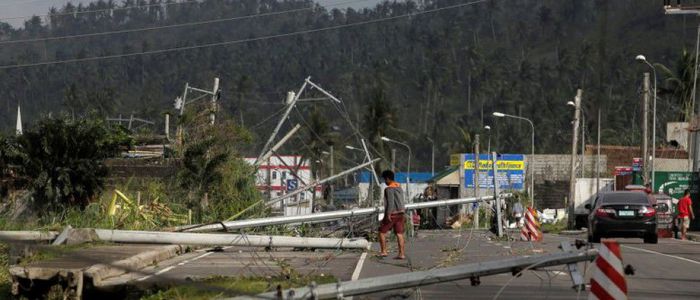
106, 230, 700, 299
357, 230, 700, 299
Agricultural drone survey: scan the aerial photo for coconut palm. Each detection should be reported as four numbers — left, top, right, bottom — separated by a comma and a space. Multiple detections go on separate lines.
656, 49, 699, 122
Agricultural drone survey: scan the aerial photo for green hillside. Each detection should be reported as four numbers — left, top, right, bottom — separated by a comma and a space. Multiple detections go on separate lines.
0, 0, 695, 170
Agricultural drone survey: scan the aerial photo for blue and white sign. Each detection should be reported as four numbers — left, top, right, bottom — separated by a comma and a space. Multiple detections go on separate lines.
286, 179, 299, 191
463, 153, 525, 191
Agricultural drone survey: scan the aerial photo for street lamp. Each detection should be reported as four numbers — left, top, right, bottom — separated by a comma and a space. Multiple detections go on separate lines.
380, 136, 412, 203
636, 54, 658, 191
492, 112, 535, 206
484, 125, 491, 155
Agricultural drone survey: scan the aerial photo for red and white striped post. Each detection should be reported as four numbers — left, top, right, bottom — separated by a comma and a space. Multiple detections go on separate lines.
520, 207, 542, 241
589, 240, 628, 300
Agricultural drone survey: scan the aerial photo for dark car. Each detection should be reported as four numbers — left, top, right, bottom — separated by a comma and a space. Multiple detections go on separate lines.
586, 191, 658, 244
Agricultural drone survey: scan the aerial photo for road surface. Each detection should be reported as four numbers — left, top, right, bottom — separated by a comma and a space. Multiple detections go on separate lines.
105, 230, 700, 299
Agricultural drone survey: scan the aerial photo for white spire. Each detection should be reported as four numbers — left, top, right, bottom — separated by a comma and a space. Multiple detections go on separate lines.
15, 104, 22, 136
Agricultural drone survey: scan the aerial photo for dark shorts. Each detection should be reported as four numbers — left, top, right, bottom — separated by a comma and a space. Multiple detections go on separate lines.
379, 213, 405, 234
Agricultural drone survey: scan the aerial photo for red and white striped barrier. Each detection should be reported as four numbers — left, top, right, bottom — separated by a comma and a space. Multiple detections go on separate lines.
520, 207, 542, 241
589, 240, 628, 300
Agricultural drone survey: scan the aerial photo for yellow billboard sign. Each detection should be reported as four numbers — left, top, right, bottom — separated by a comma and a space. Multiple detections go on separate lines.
464, 160, 524, 171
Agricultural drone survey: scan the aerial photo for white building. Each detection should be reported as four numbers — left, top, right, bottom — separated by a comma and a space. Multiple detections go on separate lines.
244, 155, 319, 214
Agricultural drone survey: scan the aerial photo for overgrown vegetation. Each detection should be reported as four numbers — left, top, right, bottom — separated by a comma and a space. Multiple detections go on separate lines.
0, 117, 132, 213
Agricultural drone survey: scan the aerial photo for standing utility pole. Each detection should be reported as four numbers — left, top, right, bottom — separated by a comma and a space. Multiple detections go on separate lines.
493, 151, 502, 237
474, 135, 480, 229
568, 90, 582, 229
580, 111, 585, 178
210, 77, 220, 125
329, 145, 335, 207
596, 109, 601, 193
642, 72, 650, 184
391, 149, 397, 173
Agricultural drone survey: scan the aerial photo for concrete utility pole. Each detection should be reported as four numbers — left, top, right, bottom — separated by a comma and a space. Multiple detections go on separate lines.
391, 148, 396, 173
164, 113, 170, 141
427, 137, 435, 176
493, 151, 503, 237
329, 145, 335, 207
211, 78, 220, 125
233, 248, 598, 300
255, 79, 308, 166
180, 194, 508, 232
568, 89, 582, 229
642, 72, 650, 183
93, 229, 369, 249
474, 135, 480, 229
459, 153, 466, 212
15, 104, 22, 136
580, 111, 585, 178
596, 109, 601, 193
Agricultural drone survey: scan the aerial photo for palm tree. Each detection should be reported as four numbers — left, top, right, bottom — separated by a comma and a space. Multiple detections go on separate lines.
656, 49, 699, 122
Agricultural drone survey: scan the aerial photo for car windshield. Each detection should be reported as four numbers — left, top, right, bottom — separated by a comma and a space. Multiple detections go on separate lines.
602, 193, 649, 204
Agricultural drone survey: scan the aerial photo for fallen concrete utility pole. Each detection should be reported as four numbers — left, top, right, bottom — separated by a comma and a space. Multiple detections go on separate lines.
254, 78, 308, 166
257, 124, 302, 168
182, 195, 509, 232
231, 248, 598, 300
93, 229, 369, 249
265, 158, 382, 208
0, 231, 59, 242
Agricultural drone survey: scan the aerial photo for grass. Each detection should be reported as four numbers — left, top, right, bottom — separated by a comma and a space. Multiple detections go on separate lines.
140, 275, 337, 300
16, 242, 109, 267
0, 243, 11, 297
540, 220, 568, 234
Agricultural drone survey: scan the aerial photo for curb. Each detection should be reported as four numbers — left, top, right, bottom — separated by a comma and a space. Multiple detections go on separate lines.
85, 244, 184, 287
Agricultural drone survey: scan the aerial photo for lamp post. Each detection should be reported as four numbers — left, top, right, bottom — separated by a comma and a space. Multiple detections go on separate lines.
381, 136, 413, 236
636, 54, 658, 191
492, 112, 535, 207
484, 125, 492, 155
380, 137, 412, 202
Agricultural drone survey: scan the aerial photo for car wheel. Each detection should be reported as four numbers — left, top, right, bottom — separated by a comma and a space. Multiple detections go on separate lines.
588, 233, 601, 243
644, 233, 658, 244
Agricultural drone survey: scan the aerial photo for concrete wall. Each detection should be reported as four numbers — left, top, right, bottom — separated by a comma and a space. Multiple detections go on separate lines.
525, 154, 607, 182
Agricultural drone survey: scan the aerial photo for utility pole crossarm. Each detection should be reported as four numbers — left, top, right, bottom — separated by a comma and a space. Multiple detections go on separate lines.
254, 77, 310, 166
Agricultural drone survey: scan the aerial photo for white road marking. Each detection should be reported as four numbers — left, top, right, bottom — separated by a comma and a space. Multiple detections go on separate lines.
622, 245, 700, 266
136, 251, 214, 281
154, 266, 175, 276
352, 252, 368, 281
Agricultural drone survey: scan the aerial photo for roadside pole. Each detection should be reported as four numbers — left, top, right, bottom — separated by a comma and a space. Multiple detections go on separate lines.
568, 89, 582, 229
329, 145, 334, 207
460, 154, 467, 214
642, 72, 650, 183
596, 109, 601, 193
474, 135, 480, 229
493, 151, 502, 237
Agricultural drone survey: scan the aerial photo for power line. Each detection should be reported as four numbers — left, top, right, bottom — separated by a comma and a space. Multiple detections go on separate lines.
0, 0, 371, 45
0, 0, 59, 8
0, 0, 193, 21
0, 0, 488, 70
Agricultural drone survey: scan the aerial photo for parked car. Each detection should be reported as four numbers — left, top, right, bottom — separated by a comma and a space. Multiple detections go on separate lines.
586, 191, 658, 244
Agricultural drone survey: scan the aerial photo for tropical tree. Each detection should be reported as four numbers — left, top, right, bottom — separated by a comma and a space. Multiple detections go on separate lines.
656, 49, 699, 122
13, 117, 132, 212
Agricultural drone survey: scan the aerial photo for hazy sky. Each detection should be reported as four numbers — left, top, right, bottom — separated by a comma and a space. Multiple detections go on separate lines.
0, 0, 380, 28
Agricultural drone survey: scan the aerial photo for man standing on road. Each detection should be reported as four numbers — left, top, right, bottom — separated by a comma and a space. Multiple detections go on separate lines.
378, 170, 406, 259
678, 189, 695, 240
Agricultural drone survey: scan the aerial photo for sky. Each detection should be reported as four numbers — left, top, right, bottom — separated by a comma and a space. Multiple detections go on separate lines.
0, 0, 381, 28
